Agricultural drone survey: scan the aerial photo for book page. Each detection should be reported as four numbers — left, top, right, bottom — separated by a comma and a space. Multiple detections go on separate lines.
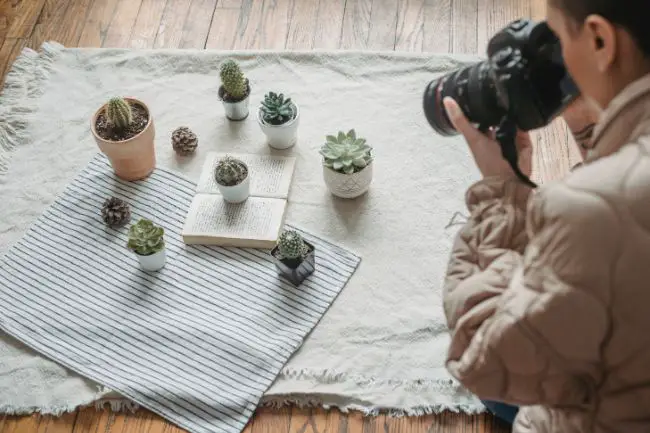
196, 152, 296, 199
181, 194, 286, 244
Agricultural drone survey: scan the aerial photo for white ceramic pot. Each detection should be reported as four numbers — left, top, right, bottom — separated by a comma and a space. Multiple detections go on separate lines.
218, 175, 250, 203
219, 85, 250, 121
323, 162, 373, 199
257, 103, 300, 149
136, 248, 166, 271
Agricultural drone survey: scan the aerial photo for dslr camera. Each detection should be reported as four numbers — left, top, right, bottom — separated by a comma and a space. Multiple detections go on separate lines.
422, 19, 580, 186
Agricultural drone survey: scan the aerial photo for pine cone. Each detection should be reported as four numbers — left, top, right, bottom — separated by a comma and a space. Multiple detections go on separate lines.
171, 126, 198, 155
101, 197, 131, 227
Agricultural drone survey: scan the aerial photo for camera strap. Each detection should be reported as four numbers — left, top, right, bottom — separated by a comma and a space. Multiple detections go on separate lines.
494, 118, 538, 188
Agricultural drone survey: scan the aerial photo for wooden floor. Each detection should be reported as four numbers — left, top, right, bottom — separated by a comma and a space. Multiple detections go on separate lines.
0, 0, 569, 432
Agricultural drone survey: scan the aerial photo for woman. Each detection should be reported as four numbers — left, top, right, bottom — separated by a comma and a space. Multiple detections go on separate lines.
441, 0, 650, 431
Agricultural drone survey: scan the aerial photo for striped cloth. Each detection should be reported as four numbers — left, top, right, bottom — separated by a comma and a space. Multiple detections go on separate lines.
0, 153, 360, 433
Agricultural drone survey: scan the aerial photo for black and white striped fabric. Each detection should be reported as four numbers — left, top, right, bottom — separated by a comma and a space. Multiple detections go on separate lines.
0, 153, 360, 433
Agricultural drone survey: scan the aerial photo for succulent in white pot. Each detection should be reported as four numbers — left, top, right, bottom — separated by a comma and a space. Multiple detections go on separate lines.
218, 59, 250, 121
127, 219, 166, 271
257, 92, 299, 149
319, 129, 373, 199
214, 155, 250, 203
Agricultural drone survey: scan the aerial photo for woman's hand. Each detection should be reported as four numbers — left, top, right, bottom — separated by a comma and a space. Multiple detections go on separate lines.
443, 97, 533, 180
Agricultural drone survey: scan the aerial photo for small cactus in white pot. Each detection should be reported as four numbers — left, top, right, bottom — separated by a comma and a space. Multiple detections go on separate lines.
127, 219, 166, 271
257, 92, 300, 149
270, 230, 315, 286
214, 155, 250, 203
319, 129, 373, 199
218, 59, 250, 121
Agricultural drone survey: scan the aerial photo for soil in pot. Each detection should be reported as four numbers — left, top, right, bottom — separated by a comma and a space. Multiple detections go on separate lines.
95, 101, 149, 141
218, 79, 251, 103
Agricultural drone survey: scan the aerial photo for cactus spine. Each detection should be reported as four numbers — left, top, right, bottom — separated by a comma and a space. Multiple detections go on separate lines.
214, 155, 248, 186
220, 60, 248, 100
277, 230, 309, 260
106, 97, 133, 130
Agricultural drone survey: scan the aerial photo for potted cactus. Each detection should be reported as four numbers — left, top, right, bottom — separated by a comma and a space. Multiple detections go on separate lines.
214, 155, 250, 203
127, 219, 166, 271
271, 230, 315, 286
319, 129, 373, 199
90, 96, 156, 181
257, 92, 300, 149
218, 59, 250, 121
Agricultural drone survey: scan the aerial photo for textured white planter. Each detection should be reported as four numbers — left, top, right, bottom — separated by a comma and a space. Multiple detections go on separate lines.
136, 248, 166, 271
218, 175, 250, 203
323, 162, 373, 199
257, 104, 300, 149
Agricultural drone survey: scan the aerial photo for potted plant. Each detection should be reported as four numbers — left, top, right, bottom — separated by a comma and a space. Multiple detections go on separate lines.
218, 59, 250, 121
319, 129, 373, 199
127, 218, 166, 271
91, 96, 156, 181
214, 155, 250, 203
257, 92, 300, 149
270, 230, 315, 286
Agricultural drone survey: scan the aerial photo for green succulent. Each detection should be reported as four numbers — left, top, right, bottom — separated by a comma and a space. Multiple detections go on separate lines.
260, 92, 296, 125
105, 97, 133, 130
127, 219, 164, 256
219, 59, 248, 100
215, 155, 248, 186
276, 230, 309, 260
319, 129, 373, 174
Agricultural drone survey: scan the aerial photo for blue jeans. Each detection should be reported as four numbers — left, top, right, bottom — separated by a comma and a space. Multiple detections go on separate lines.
482, 400, 519, 424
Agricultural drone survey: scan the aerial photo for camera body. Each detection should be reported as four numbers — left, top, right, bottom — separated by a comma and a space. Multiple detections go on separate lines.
423, 19, 580, 136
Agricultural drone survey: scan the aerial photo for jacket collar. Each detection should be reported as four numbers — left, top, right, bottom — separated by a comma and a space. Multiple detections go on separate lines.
586, 73, 650, 162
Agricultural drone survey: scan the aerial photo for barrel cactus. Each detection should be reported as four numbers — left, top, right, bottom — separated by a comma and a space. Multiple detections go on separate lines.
220, 60, 248, 100
127, 219, 164, 256
260, 92, 296, 125
214, 155, 248, 186
276, 230, 309, 260
319, 129, 373, 174
105, 97, 133, 130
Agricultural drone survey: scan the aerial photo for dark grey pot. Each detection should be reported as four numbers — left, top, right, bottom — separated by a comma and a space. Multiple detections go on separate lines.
271, 241, 315, 286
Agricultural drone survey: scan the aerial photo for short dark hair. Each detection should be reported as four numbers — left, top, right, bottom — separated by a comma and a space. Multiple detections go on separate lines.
551, 0, 650, 57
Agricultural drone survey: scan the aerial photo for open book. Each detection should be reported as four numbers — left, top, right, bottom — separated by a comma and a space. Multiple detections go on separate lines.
181, 152, 297, 248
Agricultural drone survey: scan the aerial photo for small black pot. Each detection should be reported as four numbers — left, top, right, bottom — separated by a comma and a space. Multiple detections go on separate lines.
271, 240, 315, 286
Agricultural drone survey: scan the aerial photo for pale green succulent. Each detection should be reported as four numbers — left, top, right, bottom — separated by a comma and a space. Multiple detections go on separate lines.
319, 129, 373, 174
220, 59, 248, 100
105, 97, 133, 130
276, 230, 309, 260
127, 219, 164, 256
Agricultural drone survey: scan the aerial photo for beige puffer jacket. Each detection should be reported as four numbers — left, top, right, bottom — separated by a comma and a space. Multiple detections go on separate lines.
443, 72, 650, 433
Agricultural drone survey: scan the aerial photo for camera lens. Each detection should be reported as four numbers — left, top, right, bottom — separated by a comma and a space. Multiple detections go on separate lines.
423, 61, 504, 135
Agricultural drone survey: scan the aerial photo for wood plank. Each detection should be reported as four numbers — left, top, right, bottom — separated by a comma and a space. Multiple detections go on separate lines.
218, 0, 243, 8
25, 0, 72, 49
288, 408, 348, 433
531, 0, 546, 20
313, 0, 345, 49
52, 0, 94, 47
153, 0, 193, 48
178, 0, 218, 49
285, 0, 318, 50
205, 7, 241, 49
129, 0, 168, 48
100, 0, 143, 48
0, 0, 12, 47
367, 0, 398, 50
235, 0, 290, 50
451, 0, 477, 54
477, 0, 530, 54
395, 0, 424, 52
0, 415, 41, 433
340, 0, 372, 49
6, 0, 46, 39
77, 0, 120, 47
35, 412, 77, 433
0, 37, 28, 87
251, 406, 291, 433
423, 0, 451, 53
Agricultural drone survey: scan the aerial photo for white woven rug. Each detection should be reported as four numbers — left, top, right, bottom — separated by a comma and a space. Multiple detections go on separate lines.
0, 42, 484, 416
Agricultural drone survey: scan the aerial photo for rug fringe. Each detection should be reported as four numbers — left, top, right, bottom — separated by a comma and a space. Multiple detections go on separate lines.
0, 41, 63, 177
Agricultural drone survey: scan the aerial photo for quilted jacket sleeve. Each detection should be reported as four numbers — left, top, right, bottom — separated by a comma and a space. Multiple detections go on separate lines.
443, 176, 617, 407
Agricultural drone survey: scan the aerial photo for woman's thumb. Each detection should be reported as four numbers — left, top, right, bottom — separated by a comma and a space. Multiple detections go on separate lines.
443, 97, 481, 142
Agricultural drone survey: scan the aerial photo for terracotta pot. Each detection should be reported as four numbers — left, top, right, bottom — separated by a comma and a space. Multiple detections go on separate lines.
91, 98, 156, 181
